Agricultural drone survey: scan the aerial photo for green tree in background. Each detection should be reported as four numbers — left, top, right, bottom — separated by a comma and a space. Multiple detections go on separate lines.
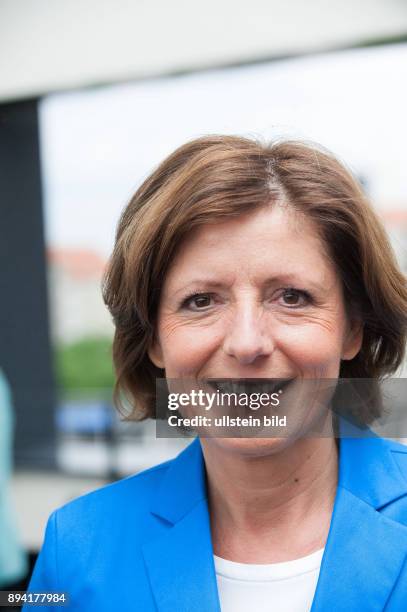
55, 336, 115, 393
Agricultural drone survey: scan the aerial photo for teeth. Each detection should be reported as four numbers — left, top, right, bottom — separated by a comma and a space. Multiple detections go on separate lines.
208, 379, 291, 396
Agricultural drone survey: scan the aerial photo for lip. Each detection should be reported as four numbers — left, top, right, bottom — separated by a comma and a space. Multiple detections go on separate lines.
205, 378, 294, 395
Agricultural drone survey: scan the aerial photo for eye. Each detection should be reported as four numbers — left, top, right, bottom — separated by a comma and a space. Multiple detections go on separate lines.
279, 288, 311, 308
182, 293, 214, 311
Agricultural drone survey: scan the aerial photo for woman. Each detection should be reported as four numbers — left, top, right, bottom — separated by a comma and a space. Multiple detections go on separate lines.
26, 136, 407, 611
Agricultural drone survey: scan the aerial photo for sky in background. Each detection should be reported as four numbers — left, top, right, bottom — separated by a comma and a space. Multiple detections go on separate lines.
39, 43, 407, 259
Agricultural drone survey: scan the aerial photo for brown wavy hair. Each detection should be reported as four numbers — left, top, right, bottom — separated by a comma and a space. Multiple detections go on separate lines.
102, 135, 407, 422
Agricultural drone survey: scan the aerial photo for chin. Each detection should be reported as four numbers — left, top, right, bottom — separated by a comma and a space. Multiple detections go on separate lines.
202, 435, 297, 458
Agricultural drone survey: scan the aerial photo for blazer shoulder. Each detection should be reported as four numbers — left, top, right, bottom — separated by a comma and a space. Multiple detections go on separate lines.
54, 456, 173, 527
383, 437, 407, 455
387, 439, 407, 482
377, 435, 407, 462
370, 436, 407, 487
377, 438, 407, 526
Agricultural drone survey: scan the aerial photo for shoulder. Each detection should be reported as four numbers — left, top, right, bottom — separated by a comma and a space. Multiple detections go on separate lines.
377, 438, 407, 527
346, 433, 407, 477
28, 454, 187, 602
339, 432, 407, 518
372, 435, 407, 474
384, 437, 407, 482
52, 457, 173, 535
384, 437, 407, 455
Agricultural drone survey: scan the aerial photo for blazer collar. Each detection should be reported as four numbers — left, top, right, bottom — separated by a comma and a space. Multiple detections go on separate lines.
150, 437, 206, 524
144, 425, 407, 612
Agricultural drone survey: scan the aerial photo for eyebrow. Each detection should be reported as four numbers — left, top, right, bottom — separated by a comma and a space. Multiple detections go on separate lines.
170, 280, 228, 297
263, 275, 327, 293
170, 274, 328, 296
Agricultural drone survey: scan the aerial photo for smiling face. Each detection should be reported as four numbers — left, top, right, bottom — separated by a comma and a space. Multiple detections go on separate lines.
149, 204, 362, 453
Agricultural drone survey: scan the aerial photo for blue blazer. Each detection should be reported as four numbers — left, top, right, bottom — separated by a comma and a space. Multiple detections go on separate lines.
26, 428, 407, 611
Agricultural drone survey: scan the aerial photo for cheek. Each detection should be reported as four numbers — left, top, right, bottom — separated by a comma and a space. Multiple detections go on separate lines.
276, 322, 345, 374
158, 318, 222, 376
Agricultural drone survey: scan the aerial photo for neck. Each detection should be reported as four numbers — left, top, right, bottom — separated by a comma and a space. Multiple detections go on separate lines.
201, 435, 338, 563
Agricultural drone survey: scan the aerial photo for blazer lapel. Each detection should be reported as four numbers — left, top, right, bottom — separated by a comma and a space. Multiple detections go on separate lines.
312, 426, 407, 611
142, 439, 221, 612
311, 485, 407, 611
143, 498, 220, 612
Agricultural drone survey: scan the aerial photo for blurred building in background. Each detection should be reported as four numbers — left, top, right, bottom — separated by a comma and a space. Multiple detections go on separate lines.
47, 248, 112, 343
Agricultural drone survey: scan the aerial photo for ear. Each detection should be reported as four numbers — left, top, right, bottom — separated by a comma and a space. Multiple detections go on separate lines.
341, 318, 363, 361
148, 337, 165, 369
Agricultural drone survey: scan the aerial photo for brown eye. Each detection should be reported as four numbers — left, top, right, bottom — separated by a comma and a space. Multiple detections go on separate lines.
193, 295, 211, 308
283, 289, 300, 305
280, 288, 310, 307
182, 293, 214, 310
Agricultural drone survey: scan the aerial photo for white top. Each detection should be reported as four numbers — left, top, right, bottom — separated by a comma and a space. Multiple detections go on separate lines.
214, 548, 324, 612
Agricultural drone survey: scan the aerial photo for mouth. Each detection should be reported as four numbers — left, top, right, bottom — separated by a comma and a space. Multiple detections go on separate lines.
205, 378, 294, 396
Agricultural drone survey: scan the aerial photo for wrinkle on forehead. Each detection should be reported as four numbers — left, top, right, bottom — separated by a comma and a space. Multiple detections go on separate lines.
162, 204, 337, 300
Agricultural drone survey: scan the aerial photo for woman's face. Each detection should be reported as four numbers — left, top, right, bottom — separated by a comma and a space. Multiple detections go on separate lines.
149, 204, 362, 454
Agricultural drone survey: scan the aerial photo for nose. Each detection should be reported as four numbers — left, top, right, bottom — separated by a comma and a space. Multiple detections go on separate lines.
222, 302, 274, 365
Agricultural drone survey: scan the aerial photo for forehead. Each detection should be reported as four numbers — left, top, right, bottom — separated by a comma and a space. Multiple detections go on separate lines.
164, 204, 335, 288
